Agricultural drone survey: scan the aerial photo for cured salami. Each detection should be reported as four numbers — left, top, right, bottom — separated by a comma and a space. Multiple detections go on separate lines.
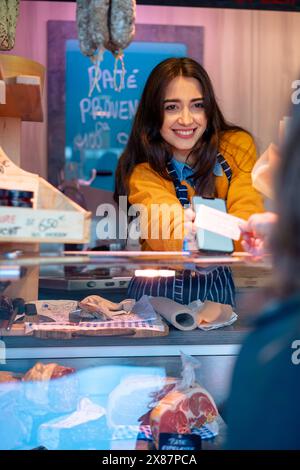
90, 0, 110, 52
76, 0, 136, 57
76, 0, 97, 57
105, 0, 136, 54
0, 0, 20, 51
76, 0, 136, 93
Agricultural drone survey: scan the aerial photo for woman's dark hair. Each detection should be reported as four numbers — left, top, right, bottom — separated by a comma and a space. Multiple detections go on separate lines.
114, 57, 244, 201
271, 104, 300, 296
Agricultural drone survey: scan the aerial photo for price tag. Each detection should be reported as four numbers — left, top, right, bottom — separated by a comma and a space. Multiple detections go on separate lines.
159, 432, 202, 451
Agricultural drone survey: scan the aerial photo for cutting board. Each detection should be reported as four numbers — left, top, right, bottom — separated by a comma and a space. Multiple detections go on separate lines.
0, 319, 169, 339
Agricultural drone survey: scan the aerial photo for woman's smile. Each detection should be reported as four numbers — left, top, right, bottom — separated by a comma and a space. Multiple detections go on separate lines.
172, 128, 198, 139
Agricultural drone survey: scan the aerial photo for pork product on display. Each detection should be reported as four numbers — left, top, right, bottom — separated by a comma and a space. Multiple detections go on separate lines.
23, 363, 75, 381
150, 385, 218, 448
0, 371, 20, 383
107, 375, 177, 428
22, 362, 78, 413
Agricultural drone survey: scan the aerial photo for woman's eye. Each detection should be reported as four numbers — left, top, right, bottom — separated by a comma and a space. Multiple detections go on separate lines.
164, 104, 177, 111
193, 102, 205, 109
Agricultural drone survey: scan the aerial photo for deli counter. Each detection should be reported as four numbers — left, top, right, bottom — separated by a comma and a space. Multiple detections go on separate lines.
0, 251, 271, 450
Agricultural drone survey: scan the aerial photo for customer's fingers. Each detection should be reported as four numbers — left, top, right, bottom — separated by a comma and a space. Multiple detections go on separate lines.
184, 221, 197, 237
184, 207, 196, 222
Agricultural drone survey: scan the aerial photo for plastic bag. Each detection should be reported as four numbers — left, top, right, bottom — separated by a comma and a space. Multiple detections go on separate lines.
251, 143, 280, 199
149, 353, 218, 447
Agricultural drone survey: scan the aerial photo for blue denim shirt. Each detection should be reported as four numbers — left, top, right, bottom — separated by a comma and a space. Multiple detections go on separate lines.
172, 158, 223, 187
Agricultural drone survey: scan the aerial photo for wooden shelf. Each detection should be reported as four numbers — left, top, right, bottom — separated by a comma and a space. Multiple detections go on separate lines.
0, 55, 45, 83
0, 55, 44, 121
0, 75, 43, 121
0, 147, 91, 244
0, 55, 91, 300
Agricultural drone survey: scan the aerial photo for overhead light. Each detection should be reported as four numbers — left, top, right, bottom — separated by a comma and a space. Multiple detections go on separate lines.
134, 269, 175, 278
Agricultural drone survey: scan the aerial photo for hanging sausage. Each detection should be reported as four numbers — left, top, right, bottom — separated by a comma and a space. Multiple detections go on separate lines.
0, 0, 20, 51
76, 0, 136, 94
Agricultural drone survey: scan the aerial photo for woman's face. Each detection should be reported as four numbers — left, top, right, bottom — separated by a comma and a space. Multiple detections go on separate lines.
160, 76, 208, 162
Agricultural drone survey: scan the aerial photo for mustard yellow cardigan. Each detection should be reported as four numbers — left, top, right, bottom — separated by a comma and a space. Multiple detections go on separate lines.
128, 131, 265, 251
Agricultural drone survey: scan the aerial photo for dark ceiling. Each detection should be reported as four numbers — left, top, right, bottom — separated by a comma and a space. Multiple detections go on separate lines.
22, 0, 300, 11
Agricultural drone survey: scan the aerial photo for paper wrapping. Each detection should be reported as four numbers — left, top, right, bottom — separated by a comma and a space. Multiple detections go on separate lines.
150, 297, 198, 330
149, 297, 235, 331
251, 143, 280, 199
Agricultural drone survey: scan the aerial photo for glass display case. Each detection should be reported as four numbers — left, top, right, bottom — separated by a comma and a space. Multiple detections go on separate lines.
0, 251, 271, 450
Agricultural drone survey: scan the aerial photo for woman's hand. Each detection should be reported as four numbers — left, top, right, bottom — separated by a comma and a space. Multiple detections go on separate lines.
239, 212, 278, 257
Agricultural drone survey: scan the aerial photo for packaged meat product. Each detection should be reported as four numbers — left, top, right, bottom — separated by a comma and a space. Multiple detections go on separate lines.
150, 385, 218, 448
149, 353, 218, 448
38, 398, 109, 450
22, 362, 78, 413
107, 375, 177, 428
0, 371, 22, 397
0, 371, 20, 383
251, 143, 280, 199
79, 295, 135, 320
0, 389, 32, 450
23, 362, 75, 381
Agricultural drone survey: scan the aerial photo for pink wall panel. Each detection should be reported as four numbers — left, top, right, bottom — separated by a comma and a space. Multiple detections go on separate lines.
6, 1, 215, 177
2, 2, 299, 180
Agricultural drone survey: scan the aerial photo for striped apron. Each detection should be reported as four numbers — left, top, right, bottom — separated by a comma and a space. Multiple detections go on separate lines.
127, 154, 235, 306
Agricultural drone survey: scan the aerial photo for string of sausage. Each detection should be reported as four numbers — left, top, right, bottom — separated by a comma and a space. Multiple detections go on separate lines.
76, 0, 136, 93
0, 0, 20, 51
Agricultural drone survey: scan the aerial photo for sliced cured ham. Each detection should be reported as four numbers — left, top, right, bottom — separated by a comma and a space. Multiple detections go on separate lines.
150, 385, 218, 448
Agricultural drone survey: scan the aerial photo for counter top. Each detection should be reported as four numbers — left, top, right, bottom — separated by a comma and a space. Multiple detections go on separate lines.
1, 282, 261, 360
1, 312, 252, 359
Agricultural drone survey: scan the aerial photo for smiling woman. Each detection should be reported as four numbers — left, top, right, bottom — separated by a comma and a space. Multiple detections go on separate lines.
114, 57, 264, 307
160, 76, 208, 163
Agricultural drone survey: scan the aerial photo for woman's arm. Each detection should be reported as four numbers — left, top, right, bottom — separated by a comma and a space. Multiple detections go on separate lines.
128, 163, 186, 251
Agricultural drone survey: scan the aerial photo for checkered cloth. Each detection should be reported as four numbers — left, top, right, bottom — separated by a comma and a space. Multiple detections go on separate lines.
111, 422, 218, 441
25, 319, 165, 334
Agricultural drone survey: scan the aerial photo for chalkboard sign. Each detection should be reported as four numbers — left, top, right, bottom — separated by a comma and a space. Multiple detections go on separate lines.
47, 22, 203, 189
65, 41, 187, 192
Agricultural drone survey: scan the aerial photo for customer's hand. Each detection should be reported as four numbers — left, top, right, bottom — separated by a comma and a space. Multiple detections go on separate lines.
184, 208, 198, 250
240, 212, 278, 256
